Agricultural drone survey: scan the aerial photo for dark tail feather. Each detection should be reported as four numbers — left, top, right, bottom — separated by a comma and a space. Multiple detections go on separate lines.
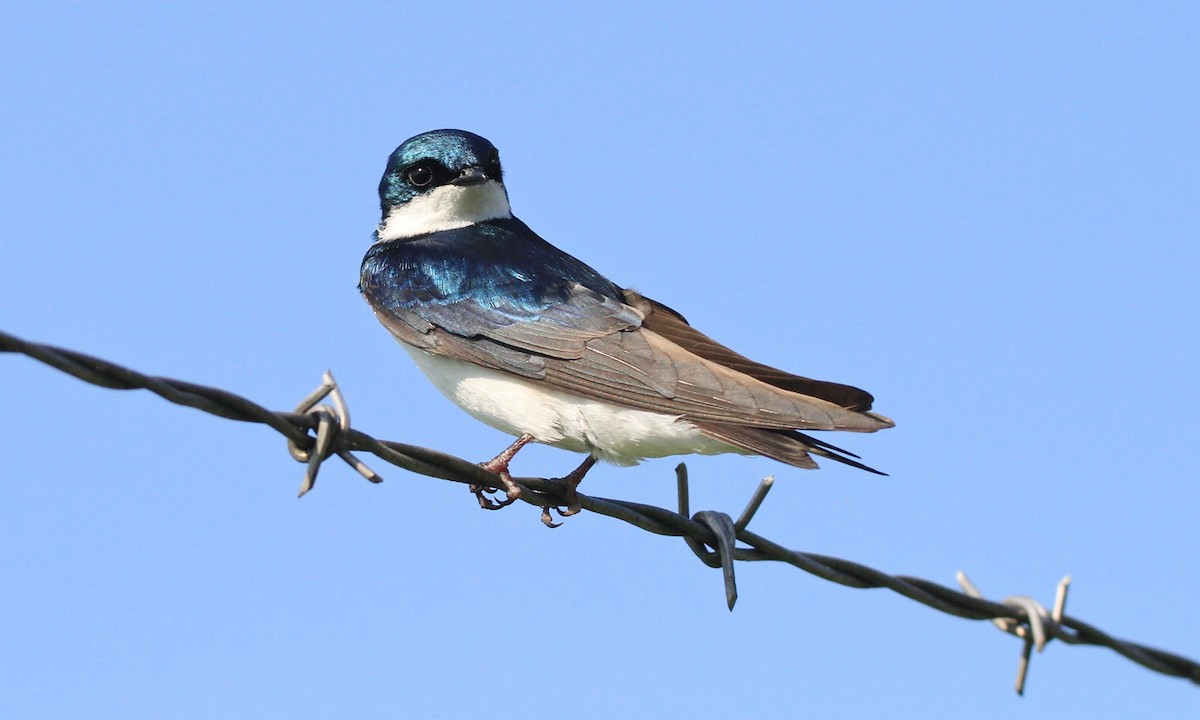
695, 422, 887, 476
788, 430, 888, 476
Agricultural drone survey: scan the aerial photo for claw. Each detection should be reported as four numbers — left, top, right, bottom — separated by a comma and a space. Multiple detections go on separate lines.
472, 434, 534, 510
471, 483, 519, 510
540, 506, 563, 528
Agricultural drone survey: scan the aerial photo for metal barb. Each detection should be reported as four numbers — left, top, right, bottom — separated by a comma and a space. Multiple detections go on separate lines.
299, 410, 334, 497
292, 372, 337, 415
675, 463, 690, 517
287, 371, 381, 496
735, 475, 774, 532
1054, 576, 1071, 625
957, 571, 1072, 695
1004, 596, 1047, 695
324, 370, 350, 427
674, 463, 740, 610
694, 510, 738, 610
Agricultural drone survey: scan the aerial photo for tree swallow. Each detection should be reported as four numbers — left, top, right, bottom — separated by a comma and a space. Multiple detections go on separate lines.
359, 129, 894, 516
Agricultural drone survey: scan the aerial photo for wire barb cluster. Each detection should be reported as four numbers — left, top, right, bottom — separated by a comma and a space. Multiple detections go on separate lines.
3, 328, 1198, 694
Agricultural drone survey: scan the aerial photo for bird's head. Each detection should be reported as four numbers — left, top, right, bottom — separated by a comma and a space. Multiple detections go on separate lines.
376, 129, 512, 240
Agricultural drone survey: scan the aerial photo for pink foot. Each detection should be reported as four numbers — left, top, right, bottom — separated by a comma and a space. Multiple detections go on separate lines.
541, 455, 598, 527
472, 434, 533, 510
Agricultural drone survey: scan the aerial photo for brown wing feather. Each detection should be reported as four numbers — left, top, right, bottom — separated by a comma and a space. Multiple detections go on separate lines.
541, 329, 891, 431
368, 286, 893, 434
625, 290, 878, 412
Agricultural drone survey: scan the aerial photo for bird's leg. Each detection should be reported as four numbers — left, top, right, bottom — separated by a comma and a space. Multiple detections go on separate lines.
541, 455, 598, 526
473, 433, 533, 510
559, 455, 597, 515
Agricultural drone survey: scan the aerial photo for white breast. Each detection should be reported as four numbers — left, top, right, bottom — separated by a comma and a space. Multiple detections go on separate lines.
401, 344, 742, 466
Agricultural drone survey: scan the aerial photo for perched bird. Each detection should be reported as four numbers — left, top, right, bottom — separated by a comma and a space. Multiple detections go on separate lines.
359, 129, 893, 516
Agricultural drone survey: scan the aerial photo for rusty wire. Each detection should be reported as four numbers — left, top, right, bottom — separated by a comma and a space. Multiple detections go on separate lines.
3, 327, 1198, 695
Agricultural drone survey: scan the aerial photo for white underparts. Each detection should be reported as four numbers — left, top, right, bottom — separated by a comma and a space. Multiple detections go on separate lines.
401, 344, 744, 466
377, 181, 513, 240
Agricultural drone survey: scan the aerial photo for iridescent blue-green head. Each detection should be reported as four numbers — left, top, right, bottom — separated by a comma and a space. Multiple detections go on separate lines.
376, 129, 512, 241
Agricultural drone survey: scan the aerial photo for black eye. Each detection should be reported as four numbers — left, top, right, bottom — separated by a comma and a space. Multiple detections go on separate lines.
405, 163, 435, 187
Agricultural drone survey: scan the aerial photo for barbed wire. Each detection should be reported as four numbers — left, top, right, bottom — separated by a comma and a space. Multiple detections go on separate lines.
3, 327, 1197, 695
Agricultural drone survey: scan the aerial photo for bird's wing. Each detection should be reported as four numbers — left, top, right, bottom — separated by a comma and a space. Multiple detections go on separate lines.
626, 291, 879, 411
365, 278, 679, 392
363, 272, 891, 433
540, 319, 889, 431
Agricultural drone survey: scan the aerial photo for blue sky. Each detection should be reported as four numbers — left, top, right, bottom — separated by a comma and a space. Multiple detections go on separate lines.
2, 3, 1198, 717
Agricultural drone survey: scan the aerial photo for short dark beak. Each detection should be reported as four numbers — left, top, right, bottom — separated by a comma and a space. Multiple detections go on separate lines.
449, 166, 488, 186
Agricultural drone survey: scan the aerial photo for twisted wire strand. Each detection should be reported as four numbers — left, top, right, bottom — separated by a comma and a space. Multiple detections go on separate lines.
3, 328, 1197, 691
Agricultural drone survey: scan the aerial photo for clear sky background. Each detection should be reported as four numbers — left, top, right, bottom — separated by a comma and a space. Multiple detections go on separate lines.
2, 3, 1197, 718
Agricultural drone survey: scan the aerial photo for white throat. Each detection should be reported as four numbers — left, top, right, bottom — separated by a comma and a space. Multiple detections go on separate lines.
377, 180, 512, 240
